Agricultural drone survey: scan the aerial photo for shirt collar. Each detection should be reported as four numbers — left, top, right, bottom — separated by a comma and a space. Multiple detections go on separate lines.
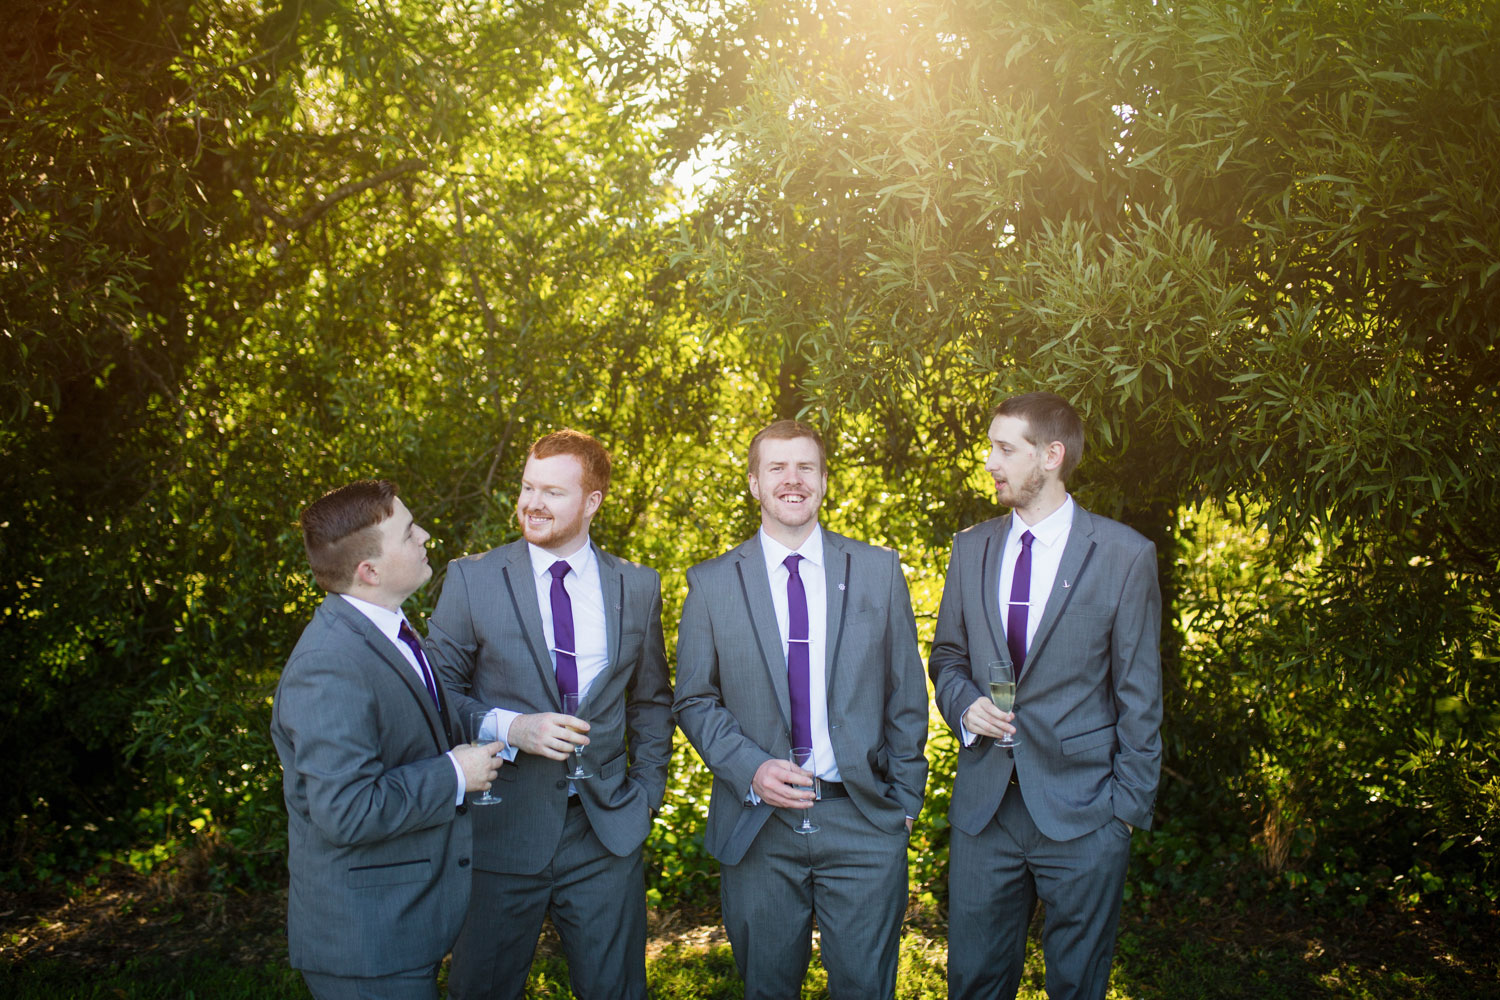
1010, 494, 1075, 550
759, 523, 824, 575
339, 592, 408, 641
528, 536, 595, 579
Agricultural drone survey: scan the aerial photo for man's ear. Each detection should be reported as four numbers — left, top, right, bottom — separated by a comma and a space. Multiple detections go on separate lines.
1044, 440, 1067, 474
353, 559, 380, 588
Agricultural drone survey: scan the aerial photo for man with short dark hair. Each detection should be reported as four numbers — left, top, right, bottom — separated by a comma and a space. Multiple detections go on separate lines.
675, 419, 929, 999
931, 392, 1163, 1000
272, 480, 502, 1000
429, 429, 673, 1000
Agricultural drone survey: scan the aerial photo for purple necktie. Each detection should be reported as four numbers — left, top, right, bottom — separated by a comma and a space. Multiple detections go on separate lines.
1007, 531, 1035, 674
397, 620, 442, 709
784, 554, 813, 755
549, 560, 578, 698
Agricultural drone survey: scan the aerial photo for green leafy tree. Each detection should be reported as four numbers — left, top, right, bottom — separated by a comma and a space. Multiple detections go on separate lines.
681, 0, 1500, 901
0, 0, 748, 886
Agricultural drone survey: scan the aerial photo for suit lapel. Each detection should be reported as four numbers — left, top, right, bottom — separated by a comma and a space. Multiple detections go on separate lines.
406, 624, 456, 748
594, 544, 626, 715
980, 514, 1011, 664
500, 543, 562, 710
1023, 507, 1097, 678
822, 533, 850, 693
734, 537, 792, 732
323, 596, 448, 751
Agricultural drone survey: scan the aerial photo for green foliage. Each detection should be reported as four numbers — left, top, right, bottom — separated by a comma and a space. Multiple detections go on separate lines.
2, 956, 311, 999
681, 0, 1500, 905
646, 743, 720, 910
1166, 502, 1500, 911
3, 0, 1498, 936
0, 0, 746, 883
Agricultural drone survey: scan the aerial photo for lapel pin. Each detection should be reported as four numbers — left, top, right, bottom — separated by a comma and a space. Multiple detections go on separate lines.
1062, 580, 1071, 588
838, 583, 846, 591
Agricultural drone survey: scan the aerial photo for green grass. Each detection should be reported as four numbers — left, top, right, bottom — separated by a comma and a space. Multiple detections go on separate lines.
3, 955, 311, 998
5, 906, 1496, 999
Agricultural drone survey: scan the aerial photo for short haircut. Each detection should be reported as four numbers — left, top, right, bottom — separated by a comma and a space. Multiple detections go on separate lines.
747, 419, 826, 475
529, 429, 611, 499
300, 479, 399, 592
993, 391, 1085, 481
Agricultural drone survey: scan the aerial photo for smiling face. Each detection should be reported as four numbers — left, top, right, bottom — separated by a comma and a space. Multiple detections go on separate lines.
362, 497, 432, 608
984, 413, 1066, 522
748, 435, 827, 547
516, 452, 601, 556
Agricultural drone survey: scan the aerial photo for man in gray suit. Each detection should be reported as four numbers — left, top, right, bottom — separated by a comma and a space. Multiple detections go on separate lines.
428, 429, 673, 1000
675, 419, 929, 1000
930, 392, 1163, 1000
272, 479, 503, 1000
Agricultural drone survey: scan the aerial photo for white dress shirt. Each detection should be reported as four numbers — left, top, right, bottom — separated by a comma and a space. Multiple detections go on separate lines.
961, 495, 1076, 746
339, 593, 465, 805
758, 525, 841, 782
997, 495, 1076, 654
486, 536, 609, 762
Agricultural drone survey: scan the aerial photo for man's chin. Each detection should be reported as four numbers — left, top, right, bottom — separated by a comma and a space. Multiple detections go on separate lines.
767, 503, 817, 528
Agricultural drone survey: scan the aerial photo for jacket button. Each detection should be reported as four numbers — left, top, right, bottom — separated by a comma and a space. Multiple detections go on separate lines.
456, 804, 468, 816
458, 858, 470, 868
556, 779, 568, 790
1006, 748, 1014, 759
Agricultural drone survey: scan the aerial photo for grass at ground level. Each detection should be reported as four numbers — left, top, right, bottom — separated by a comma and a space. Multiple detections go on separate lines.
3, 875, 1496, 998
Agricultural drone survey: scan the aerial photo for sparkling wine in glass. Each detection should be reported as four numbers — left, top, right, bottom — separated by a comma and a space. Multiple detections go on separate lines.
560, 693, 592, 780
988, 660, 1021, 748
469, 710, 502, 805
789, 746, 820, 834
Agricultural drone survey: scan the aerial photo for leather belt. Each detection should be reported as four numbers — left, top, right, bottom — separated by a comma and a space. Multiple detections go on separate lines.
817, 780, 849, 800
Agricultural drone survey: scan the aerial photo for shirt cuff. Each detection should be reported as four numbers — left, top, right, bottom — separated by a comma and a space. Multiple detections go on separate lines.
959, 708, 978, 747
444, 751, 466, 807
492, 708, 521, 763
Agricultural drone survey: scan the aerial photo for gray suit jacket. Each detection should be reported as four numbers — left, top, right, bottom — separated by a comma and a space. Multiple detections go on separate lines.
427, 539, 673, 874
271, 595, 473, 978
674, 530, 929, 865
930, 506, 1163, 841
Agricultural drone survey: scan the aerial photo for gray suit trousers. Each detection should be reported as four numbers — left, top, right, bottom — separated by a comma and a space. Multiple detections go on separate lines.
447, 801, 647, 1000
720, 797, 908, 1000
947, 782, 1133, 1000
301, 963, 439, 1000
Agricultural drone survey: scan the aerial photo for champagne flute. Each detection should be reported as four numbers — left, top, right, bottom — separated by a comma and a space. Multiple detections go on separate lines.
468, 710, 502, 805
560, 693, 592, 779
988, 660, 1021, 748
789, 746, 820, 834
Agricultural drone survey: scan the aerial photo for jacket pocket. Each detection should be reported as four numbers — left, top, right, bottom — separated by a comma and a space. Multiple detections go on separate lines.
599, 750, 628, 781
1060, 726, 1116, 756
347, 859, 431, 889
